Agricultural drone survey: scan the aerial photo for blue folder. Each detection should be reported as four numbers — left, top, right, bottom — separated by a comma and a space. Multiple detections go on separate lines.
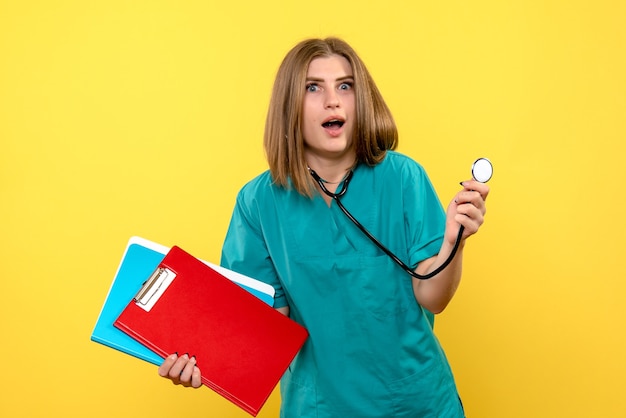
91, 236, 275, 365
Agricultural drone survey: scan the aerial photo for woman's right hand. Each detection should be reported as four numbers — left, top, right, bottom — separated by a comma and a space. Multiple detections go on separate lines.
158, 353, 202, 388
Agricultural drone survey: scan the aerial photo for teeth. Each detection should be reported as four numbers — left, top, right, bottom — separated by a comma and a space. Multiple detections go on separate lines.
322, 120, 344, 128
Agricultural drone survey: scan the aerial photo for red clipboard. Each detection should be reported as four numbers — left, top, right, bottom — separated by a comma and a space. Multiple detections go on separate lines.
114, 246, 308, 416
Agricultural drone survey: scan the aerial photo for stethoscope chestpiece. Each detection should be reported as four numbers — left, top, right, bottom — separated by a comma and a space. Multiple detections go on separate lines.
471, 158, 493, 183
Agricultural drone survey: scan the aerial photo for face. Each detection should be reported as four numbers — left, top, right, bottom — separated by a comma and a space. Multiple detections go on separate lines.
301, 54, 356, 165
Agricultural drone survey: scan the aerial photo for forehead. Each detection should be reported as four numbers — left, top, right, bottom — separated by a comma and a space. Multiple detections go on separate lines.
306, 54, 353, 77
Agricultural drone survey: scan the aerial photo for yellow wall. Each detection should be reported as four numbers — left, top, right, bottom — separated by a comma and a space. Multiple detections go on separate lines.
1, 1, 624, 416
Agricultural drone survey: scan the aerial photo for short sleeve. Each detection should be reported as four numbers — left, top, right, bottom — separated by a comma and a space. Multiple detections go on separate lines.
403, 162, 446, 268
220, 187, 288, 309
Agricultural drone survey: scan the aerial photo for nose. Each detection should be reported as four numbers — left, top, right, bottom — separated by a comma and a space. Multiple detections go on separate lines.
324, 89, 340, 109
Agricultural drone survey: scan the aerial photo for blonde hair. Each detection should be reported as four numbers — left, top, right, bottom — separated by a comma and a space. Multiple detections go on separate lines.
264, 37, 398, 197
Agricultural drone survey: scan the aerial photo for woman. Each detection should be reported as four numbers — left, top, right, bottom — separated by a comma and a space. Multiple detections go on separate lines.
159, 37, 489, 417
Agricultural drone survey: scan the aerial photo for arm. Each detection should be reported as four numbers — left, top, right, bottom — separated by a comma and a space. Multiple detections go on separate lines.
158, 180, 288, 388
413, 179, 489, 314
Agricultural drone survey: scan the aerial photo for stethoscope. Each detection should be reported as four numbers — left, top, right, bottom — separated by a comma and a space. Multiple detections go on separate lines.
309, 158, 493, 280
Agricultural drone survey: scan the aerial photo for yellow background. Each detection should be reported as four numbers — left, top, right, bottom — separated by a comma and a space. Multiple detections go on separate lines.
1, 0, 624, 417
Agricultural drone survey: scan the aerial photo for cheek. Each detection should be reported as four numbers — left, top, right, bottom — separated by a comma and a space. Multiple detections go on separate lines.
344, 96, 356, 118
302, 111, 315, 131
302, 101, 319, 123
347, 95, 356, 112
346, 100, 356, 125
301, 116, 316, 145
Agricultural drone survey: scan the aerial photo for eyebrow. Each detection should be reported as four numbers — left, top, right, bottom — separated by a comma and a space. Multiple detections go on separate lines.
305, 75, 354, 82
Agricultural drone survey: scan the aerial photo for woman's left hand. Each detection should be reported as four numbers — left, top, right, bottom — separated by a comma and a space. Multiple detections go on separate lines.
445, 179, 490, 244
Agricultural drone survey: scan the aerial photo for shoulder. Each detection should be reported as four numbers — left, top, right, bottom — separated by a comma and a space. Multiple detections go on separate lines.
234, 169, 298, 214
374, 150, 429, 180
367, 152, 439, 203
231, 170, 273, 212
237, 170, 274, 198
383, 150, 425, 168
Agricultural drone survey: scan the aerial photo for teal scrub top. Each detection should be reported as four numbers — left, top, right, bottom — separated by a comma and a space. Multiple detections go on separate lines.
221, 151, 465, 418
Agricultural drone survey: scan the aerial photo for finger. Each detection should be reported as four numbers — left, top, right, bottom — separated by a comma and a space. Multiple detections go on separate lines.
468, 192, 486, 213
456, 191, 486, 213
158, 353, 178, 378
191, 365, 202, 388
455, 207, 483, 224
460, 180, 490, 201
168, 353, 190, 380
454, 215, 481, 237
455, 203, 484, 232
178, 355, 196, 385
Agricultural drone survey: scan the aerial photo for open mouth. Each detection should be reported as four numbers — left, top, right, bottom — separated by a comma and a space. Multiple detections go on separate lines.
321, 119, 345, 128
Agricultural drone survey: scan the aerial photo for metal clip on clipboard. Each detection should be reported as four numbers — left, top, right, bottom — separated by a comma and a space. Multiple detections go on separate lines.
133, 267, 177, 312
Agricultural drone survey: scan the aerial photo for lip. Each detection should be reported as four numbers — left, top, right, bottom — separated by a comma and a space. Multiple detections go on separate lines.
321, 115, 346, 138
321, 115, 346, 125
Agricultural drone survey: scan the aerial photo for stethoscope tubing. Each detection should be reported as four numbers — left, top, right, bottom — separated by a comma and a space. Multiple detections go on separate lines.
309, 169, 464, 280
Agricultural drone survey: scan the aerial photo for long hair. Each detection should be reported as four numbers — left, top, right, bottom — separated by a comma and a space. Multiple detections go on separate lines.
264, 37, 398, 197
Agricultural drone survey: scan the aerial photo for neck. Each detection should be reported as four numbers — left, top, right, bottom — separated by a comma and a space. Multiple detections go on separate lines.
306, 160, 355, 185
310, 170, 349, 184
309, 167, 354, 204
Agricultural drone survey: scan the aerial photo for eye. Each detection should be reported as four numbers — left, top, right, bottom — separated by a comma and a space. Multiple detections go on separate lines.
339, 81, 353, 91
306, 83, 319, 93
